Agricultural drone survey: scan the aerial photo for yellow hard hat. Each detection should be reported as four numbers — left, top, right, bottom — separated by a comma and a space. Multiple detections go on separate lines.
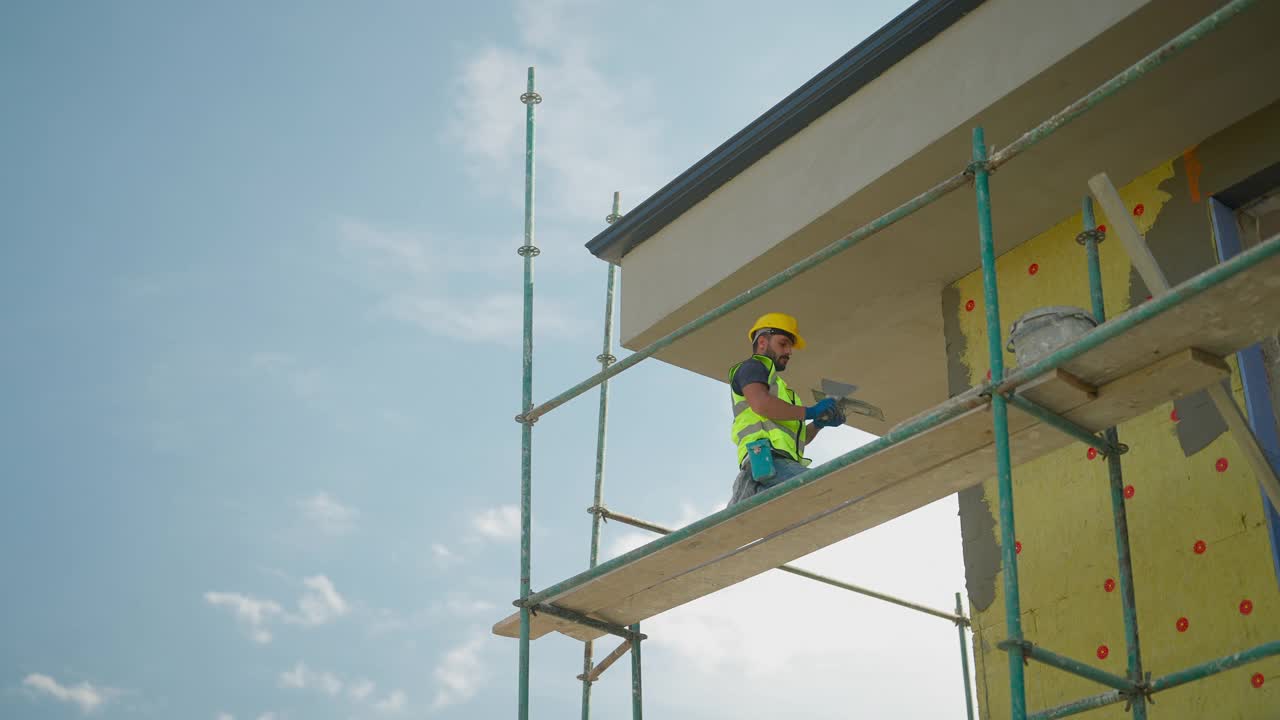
747, 312, 806, 350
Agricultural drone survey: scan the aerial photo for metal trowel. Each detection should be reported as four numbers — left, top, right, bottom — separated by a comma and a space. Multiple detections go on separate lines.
810, 378, 885, 423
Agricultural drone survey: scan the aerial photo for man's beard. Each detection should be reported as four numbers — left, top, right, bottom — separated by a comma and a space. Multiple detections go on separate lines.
762, 346, 789, 371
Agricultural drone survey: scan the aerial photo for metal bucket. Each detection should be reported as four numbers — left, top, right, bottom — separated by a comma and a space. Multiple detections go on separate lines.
1006, 306, 1097, 368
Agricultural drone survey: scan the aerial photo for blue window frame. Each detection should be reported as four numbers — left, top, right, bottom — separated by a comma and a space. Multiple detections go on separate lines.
1209, 196, 1280, 588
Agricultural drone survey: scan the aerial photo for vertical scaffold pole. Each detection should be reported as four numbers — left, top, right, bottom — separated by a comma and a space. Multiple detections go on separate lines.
581, 192, 621, 720
517, 66, 542, 720
971, 126, 1028, 720
630, 622, 643, 719
1081, 197, 1147, 719
956, 592, 976, 720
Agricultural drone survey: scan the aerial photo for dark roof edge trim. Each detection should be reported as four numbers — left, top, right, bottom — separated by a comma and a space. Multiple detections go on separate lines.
586, 0, 985, 264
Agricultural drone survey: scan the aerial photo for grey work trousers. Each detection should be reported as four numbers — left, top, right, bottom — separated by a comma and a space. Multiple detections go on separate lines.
727, 455, 808, 507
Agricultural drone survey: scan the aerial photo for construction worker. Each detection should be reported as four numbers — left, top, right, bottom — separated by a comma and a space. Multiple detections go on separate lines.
728, 312, 844, 506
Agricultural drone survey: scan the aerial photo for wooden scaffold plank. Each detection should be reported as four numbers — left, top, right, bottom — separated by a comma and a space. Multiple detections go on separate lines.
494, 241, 1280, 641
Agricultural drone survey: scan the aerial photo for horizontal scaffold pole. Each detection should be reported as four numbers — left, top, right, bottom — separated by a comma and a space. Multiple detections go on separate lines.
997, 640, 1137, 693
593, 506, 968, 625
1149, 639, 1280, 693
527, 602, 647, 643
1029, 640, 1280, 719
1029, 689, 1127, 720
1005, 394, 1122, 457
517, 231, 1280, 612
515, 0, 1256, 427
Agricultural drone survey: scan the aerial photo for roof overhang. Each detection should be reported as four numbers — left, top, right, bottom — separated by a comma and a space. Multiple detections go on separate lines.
585, 0, 985, 264
589, 0, 1280, 433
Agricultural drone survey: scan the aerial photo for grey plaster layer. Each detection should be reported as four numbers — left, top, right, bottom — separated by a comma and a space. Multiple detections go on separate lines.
942, 283, 999, 611
1175, 381, 1231, 457
1142, 154, 1226, 454
1125, 103, 1280, 455
958, 486, 999, 612
1262, 337, 1280, 445
940, 285, 973, 398
1132, 155, 1217, 304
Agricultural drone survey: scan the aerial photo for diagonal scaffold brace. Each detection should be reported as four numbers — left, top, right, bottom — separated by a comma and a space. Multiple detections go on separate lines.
578, 638, 633, 683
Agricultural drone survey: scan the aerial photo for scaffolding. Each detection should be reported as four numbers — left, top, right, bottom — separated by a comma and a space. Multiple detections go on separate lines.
503, 1, 1280, 717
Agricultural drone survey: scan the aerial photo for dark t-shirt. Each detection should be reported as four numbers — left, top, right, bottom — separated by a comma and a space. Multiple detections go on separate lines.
730, 358, 771, 396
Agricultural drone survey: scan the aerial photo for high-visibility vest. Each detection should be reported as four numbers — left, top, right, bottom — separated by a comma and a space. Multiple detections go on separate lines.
729, 354, 809, 466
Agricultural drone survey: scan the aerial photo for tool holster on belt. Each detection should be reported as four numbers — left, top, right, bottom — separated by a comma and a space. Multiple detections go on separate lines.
745, 438, 777, 482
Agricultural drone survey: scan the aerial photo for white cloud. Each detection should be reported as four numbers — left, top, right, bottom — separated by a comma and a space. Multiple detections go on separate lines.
340, 217, 508, 274
249, 351, 292, 373
278, 663, 307, 689
348, 679, 376, 702
215, 714, 234, 720
249, 352, 325, 401
431, 636, 486, 710
206, 574, 347, 643
340, 217, 437, 279
22, 673, 116, 714
374, 689, 407, 713
290, 575, 349, 626
257, 713, 277, 720
204, 591, 283, 644
318, 674, 343, 697
385, 292, 574, 346
281, 665, 402, 713
335, 0, 666, 354
470, 505, 521, 541
279, 662, 343, 697
449, 0, 667, 228
367, 593, 493, 637
341, 219, 577, 346
430, 542, 461, 569
299, 492, 360, 536
440, 595, 495, 617
451, 46, 523, 168
366, 607, 415, 636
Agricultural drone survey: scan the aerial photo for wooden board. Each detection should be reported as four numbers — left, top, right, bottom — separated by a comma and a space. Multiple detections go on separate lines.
1057, 251, 1280, 386
493, 380, 1069, 640
495, 350, 1227, 640
496, 383, 1030, 640
1019, 368, 1096, 408
494, 249, 1280, 641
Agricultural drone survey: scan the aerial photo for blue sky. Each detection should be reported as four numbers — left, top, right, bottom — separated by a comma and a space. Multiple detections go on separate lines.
2, 1, 974, 718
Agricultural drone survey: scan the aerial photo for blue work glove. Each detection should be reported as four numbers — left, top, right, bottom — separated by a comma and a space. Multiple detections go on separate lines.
817, 408, 846, 428
804, 398, 838, 421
